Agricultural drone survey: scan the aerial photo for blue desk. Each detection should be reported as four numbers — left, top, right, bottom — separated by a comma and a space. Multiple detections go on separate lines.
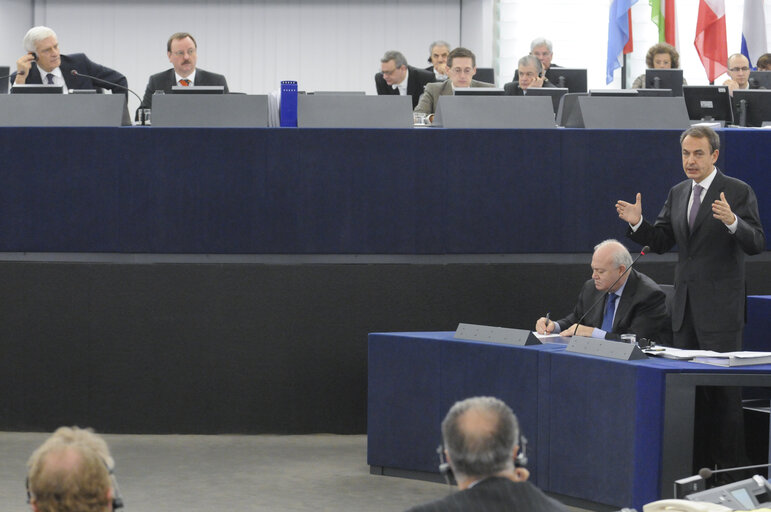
368, 332, 771, 510
0, 127, 768, 253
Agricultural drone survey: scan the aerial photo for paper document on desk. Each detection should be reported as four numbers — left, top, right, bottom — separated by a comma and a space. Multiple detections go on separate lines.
533, 332, 567, 343
643, 346, 723, 360
691, 351, 771, 367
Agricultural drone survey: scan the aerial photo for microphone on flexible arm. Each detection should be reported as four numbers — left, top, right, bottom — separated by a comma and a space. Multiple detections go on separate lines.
70, 70, 146, 125
0, 73, 14, 81
571, 246, 650, 337
698, 463, 771, 480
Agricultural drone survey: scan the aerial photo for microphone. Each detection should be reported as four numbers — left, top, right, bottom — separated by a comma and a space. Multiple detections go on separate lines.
70, 70, 146, 124
699, 463, 771, 480
0, 73, 14, 81
571, 246, 650, 337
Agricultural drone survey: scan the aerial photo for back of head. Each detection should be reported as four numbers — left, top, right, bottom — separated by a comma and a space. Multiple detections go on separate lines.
23, 26, 56, 53
447, 47, 476, 69
28, 441, 111, 512
30, 427, 115, 472
441, 396, 518, 480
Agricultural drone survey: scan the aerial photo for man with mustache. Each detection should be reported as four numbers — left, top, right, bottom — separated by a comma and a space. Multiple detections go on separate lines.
139, 32, 229, 110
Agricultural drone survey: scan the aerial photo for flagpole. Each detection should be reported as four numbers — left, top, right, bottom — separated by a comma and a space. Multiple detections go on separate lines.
621, 53, 627, 89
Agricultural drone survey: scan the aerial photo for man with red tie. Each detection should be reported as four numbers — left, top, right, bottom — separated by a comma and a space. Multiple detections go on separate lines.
139, 32, 229, 110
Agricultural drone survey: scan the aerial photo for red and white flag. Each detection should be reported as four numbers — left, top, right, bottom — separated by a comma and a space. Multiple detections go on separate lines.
694, 0, 727, 82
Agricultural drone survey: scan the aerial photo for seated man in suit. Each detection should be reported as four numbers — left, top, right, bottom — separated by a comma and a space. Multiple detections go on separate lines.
723, 53, 763, 96
139, 32, 229, 110
425, 40, 451, 80
375, 51, 436, 109
406, 396, 568, 512
414, 47, 494, 116
535, 239, 669, 343
504, 55, 555, 95
11, 26, 127, 94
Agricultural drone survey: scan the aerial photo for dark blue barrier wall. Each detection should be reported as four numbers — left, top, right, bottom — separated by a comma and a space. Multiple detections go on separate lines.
1, 127, 767, 253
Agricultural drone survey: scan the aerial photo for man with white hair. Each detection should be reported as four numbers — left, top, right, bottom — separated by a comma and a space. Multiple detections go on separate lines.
406, 396, 568, 512
11, 26, 127, 94
535, 239, 669, 342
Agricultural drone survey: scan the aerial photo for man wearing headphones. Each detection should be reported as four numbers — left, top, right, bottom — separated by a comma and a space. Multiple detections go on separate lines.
406, 396, 568, 512
26, 426, 123, 512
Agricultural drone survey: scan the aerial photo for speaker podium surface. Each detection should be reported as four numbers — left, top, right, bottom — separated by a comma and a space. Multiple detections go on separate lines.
0, 94, 125, 127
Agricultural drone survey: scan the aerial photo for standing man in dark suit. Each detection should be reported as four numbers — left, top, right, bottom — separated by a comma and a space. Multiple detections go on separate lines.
535, 239, 669, 343
406, 396, 568, 512
139, 32, 229, 110
11, 26, 127, 94
375, 51, 436, 109
616, 126, 765, 473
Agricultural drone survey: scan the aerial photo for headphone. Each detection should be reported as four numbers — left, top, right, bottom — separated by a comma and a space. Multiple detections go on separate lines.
437, 431, 528, 487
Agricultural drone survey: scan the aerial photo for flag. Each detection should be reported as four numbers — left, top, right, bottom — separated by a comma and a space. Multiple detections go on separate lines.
694, 0, 727, 82
649, 0, 677, 47
741, 0, 767, 70
607, 0, 639, 84
624, 10, 634, 54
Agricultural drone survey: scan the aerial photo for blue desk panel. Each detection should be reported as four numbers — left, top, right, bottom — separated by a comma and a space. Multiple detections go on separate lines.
368, 331, 771, 510
0, 127, 767, 253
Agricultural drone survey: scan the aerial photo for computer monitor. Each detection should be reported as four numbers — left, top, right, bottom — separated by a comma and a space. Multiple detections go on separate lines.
525, 87, 568, 115
636, 88, 674, 97
10, 84, 63, 94
732, 89, 771, 127
682, 86, 733, 123
474, 67, 495, 85
454, 88, 505, 96
170, 85, 225, 94
644, 69, 684, 96
589, 89, 639, 97
0, 66, 9, 94
749, 71, 771, 89
548, 68, 588, 93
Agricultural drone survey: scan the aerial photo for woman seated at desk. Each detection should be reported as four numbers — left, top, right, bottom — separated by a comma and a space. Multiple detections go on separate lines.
631, 43, 687, 89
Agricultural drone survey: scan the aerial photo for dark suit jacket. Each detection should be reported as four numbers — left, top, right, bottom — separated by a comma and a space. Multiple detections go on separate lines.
10, 53, 127, 94
139, 68, 230, 109
375, 65, 436, 108
503, 80, 556, 95
405, 477, 569, 512
628, 169, 765, 348
556, 269, 669, 342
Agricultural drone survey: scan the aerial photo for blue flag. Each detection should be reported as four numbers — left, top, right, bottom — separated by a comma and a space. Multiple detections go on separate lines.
607, 0, 639, 84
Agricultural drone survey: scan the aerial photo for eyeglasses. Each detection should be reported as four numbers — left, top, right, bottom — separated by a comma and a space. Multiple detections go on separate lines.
450, 67, 474, 75
171, 48, 196, 57
729, 66, 750, 72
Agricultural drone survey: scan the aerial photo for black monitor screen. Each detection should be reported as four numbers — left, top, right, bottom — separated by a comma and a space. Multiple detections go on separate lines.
549, 68, 587, 93
645, 69, 683, 96
749, 71, 771, 89
10, 84, 63, 94
454, 88, 505, 96
525, 87, 568, 114
0, 66, 8, 94
682, 86, 733, 123
733, 89, 771, 127
589, 89, 638, 97
170, 85, 225, 94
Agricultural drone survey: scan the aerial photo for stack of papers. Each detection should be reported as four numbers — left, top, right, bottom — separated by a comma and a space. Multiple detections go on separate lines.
644, 347, 771, 366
